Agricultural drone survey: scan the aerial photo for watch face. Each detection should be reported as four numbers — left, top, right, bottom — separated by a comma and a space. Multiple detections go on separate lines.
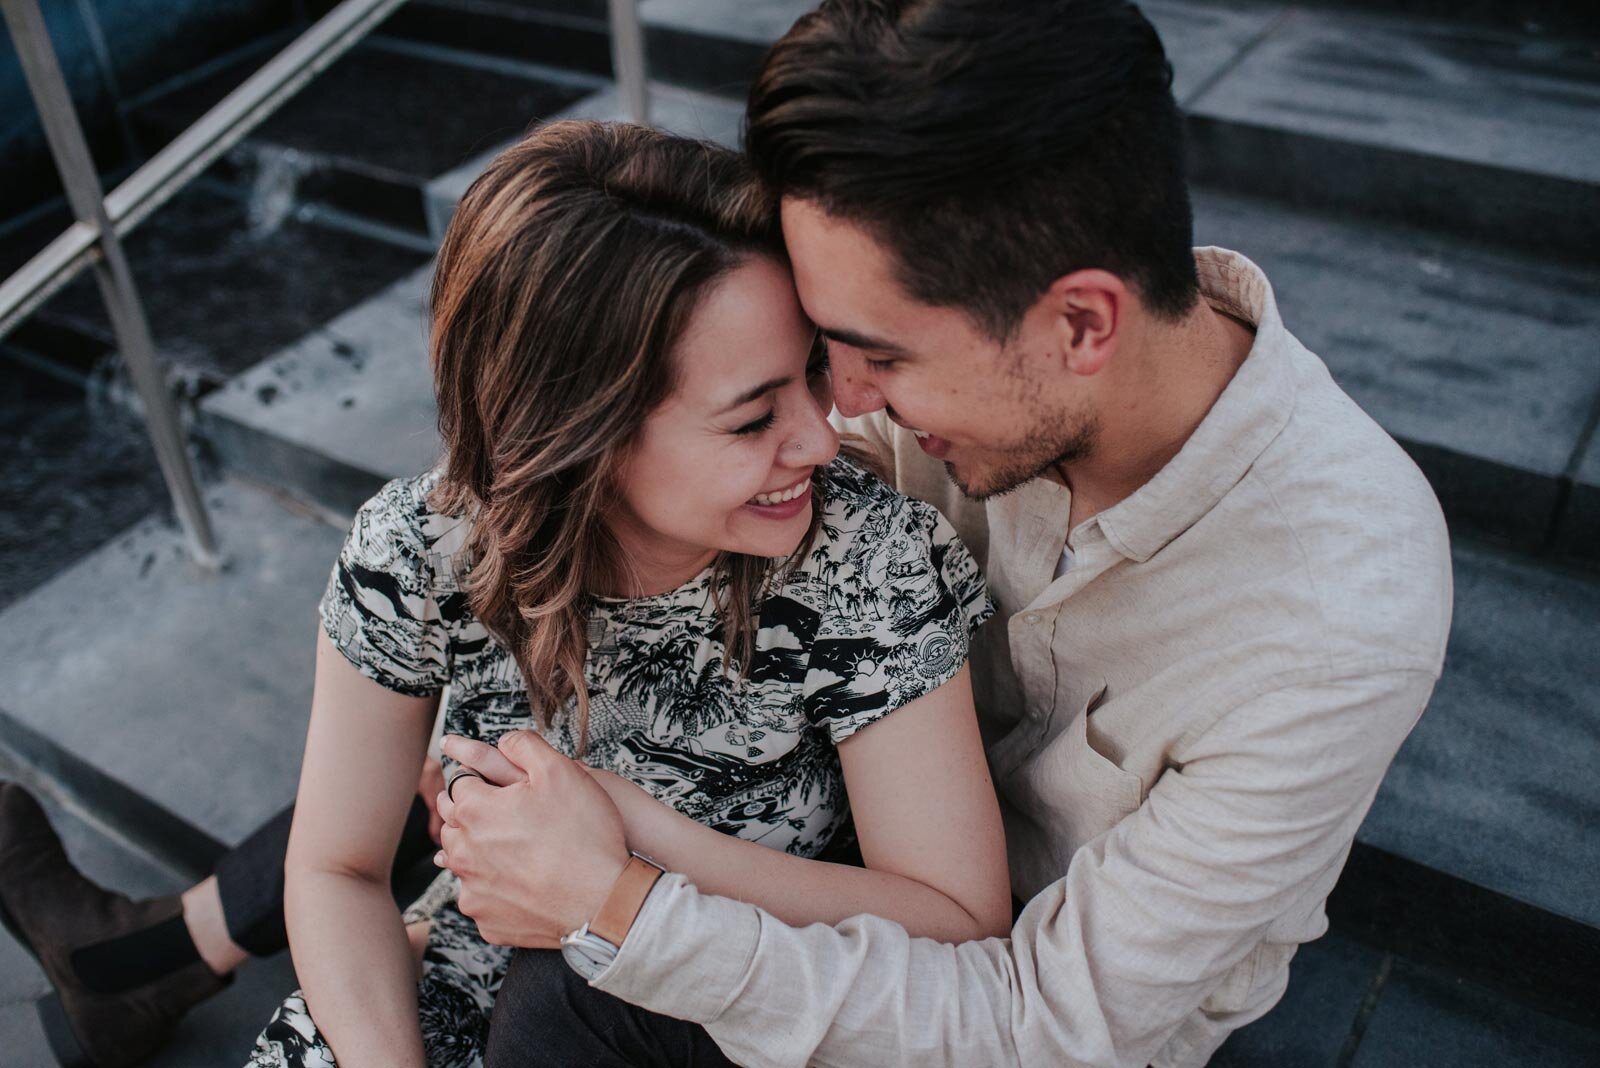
562, 933, 617, 980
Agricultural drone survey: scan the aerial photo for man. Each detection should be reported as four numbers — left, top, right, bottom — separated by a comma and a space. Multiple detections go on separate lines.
440, 1, 1452, 1065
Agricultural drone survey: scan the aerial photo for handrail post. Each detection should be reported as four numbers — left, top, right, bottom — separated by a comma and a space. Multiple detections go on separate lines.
608, 0, 650, 124
3, 0, 221, 570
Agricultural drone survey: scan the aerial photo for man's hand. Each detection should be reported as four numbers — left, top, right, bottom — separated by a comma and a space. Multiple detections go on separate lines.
436, 731, 630, 948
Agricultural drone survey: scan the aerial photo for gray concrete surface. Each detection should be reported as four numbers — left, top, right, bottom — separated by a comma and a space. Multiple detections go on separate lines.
1351, 958, 1600, 1066
1188, 9, 1600, 185
1211, 931, 1382, 1067
1358, 541, 1600, 929
425, 81, 744, 242
0, 480, 342, 850
200, 267, 439, 518
641, 0, 812, 47
1550, 431, 1600, 562
1143, 0, 1285, 104
639, 0, 1288, 103
1192, 186, 1600, 549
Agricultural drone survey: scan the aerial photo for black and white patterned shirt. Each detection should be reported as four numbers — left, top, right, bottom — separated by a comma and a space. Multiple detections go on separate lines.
319, 456, 992, 858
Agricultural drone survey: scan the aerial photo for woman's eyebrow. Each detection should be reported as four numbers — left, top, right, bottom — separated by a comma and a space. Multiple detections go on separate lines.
716, 375, 794, 415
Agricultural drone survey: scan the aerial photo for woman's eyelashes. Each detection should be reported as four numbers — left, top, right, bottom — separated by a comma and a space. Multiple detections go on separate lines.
732, 353, 829, 437
733, 410, 777, 436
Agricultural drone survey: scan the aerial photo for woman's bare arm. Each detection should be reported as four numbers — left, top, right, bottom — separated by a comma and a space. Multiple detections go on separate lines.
284, 629, 438, 1067
444, 663, 1010, 942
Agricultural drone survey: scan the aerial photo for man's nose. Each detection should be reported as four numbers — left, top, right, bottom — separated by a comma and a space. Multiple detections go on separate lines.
829, 350, 887, 418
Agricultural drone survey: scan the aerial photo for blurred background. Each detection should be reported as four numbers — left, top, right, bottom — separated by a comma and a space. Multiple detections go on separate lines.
1, 1, 1597, 1064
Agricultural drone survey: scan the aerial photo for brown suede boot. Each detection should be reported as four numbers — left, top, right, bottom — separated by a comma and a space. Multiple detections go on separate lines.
0, 783, 229, 1067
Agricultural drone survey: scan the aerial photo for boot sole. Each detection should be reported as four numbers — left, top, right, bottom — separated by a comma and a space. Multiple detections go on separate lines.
0, 891, 101, 1068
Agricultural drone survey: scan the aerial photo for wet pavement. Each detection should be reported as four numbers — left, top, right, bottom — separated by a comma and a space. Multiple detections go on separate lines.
0, 369, 170, 615
19, 184, 431, 387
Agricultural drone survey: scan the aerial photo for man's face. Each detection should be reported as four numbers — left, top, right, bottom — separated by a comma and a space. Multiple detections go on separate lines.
781, 198, 1097, 500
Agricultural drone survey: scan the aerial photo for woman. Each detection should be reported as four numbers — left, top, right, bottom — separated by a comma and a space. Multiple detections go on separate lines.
249, 120, 1010, 1067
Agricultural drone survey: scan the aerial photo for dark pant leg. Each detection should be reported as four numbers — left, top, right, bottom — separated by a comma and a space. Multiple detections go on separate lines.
213, 795, 435, 956
484, 948, 741, 1068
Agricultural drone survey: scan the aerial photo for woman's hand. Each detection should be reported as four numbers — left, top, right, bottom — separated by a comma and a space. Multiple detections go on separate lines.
438, 735, 528, 789
417, 758, 447, 844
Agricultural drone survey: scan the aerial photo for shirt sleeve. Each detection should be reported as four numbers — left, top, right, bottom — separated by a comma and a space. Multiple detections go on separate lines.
804, 496, 993, 745
317, 480, 449, 697
593, 666, 1438, 1068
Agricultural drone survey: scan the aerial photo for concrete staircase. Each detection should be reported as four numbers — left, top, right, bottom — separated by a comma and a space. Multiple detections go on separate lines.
1, 2, 1596, 1064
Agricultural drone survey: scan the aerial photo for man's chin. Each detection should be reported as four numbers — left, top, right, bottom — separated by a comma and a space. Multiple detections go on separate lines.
946, 458, 1038, 503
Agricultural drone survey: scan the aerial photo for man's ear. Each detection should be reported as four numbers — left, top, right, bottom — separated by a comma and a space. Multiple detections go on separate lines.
1043, 269, 1126, 377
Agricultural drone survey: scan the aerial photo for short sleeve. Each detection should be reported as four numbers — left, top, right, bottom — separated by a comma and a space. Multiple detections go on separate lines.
317, 479, 449, 697
804, 494, 993, 744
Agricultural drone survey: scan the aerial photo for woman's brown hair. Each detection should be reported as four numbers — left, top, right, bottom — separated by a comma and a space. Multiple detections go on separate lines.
427, 120, 813, 749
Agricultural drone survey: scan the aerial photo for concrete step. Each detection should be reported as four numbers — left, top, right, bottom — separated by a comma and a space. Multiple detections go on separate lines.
128, 38, 600, 236
1190, 185, 1600, 563
424, 80, 745, 241
1342, 956, 1600, 1067
1356, 541, 1600, 933
1210, 929, 1600, 1067
1313, 1, 1599, 39
199, 265, 439, 518
373, 0, 615, 81
634, 0, 1600, 262
0, 365, 170, 616
1554, 438, 1600, 561
7, 182, 430, 389
1181, 6, 1600, 264
0, 478, 340, 868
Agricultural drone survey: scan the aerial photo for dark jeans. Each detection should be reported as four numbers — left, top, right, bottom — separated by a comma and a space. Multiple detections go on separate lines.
485, 948, 738, 1068
212, 795, 436, 956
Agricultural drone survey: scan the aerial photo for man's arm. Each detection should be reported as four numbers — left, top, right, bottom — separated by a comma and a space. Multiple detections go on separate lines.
592, 667, 1438, 1068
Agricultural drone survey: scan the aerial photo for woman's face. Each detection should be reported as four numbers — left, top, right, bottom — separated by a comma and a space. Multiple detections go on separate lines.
609, 256, 839, 595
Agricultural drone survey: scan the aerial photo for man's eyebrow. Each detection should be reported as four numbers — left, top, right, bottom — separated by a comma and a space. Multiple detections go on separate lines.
818, 327, 911, 357
716, 375, 794, 415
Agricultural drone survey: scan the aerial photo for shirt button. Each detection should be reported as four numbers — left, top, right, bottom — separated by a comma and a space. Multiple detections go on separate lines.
1022, 612, 1042, 625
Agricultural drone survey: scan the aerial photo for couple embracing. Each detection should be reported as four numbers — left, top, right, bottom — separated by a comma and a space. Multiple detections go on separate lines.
1, 1, 1452, 1066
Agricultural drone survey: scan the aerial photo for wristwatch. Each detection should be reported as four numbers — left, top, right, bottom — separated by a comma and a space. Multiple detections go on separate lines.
559, 851, 666, 981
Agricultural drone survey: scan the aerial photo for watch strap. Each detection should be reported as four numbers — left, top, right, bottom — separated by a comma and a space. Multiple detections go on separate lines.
588, 853, 665, 948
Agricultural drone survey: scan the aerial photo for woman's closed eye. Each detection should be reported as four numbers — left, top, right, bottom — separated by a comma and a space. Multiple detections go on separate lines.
733, 410, 777, 436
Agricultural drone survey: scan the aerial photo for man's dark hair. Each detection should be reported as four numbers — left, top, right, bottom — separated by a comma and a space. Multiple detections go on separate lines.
745, 0, 1200, 337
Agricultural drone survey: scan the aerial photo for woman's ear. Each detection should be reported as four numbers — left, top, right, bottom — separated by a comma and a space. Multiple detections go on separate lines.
1043, 269, 1126, 378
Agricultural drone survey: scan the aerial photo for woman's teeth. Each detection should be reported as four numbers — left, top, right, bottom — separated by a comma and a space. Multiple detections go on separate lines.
749, 479, 809, 506
911, 429, 931, 440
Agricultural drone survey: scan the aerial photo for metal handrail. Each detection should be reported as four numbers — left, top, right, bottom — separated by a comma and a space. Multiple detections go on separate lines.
609, 0, 650, 126
0, 0, 410, 341
0, 0, 650, 568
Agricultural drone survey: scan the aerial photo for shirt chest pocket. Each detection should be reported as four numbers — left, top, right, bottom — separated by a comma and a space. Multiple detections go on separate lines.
1003, 689, 1144, 858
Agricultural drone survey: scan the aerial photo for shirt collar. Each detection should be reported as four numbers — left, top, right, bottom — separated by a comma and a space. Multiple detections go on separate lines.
1093, 247, 1298, 563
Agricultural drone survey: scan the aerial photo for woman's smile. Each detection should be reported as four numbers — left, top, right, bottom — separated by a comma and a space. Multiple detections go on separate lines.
744, 476, 813, 519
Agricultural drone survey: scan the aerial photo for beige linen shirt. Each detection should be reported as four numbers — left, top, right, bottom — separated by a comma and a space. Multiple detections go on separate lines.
594, 248, 1454, 1067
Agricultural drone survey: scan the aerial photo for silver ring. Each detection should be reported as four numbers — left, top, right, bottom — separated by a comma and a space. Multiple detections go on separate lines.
446, 768, 485, 802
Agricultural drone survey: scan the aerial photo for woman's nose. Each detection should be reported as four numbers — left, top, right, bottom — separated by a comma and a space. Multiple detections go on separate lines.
791, 391, 841, 467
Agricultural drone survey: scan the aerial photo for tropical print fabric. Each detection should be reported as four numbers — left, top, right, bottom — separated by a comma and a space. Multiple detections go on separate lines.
248, 455, 992, 1066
